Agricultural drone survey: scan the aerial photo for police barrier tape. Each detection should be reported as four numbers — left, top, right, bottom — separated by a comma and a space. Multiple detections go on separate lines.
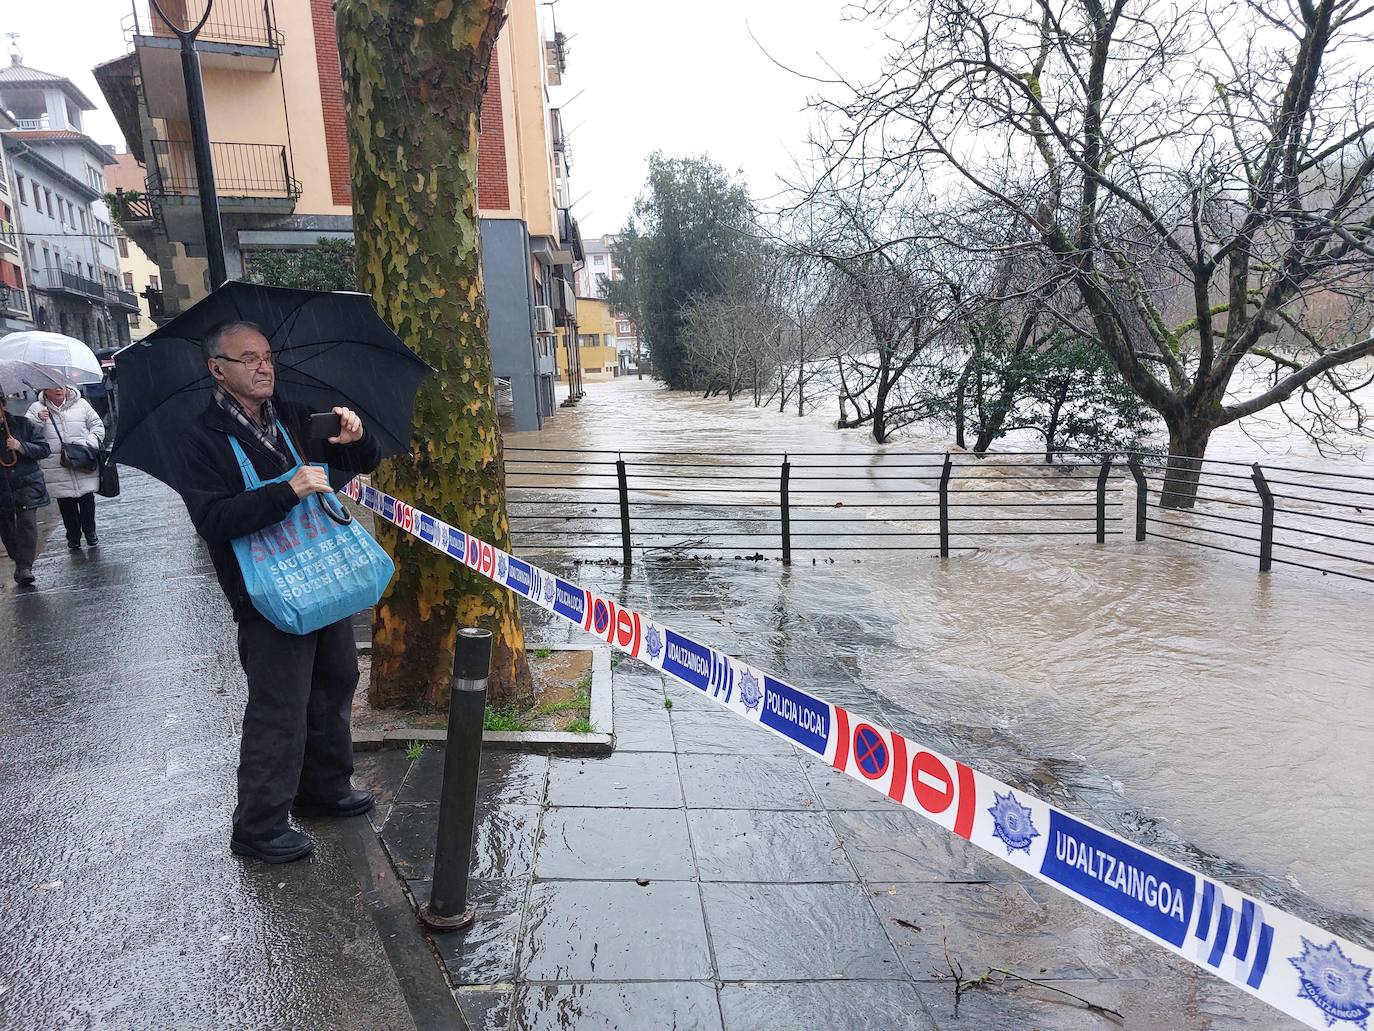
342, 477, 1374, 1030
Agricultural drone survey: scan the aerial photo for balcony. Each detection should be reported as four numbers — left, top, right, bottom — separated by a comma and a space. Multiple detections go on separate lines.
0, 220, 18, 254
126, 0, 282, 121
558, 207, 585, 263
143, 287, 165, 319
31, 268, 106, 302
126, 0, 282, 50
106, 286, 141, 312
148, 139, 301, 214
1, 283, 30, 319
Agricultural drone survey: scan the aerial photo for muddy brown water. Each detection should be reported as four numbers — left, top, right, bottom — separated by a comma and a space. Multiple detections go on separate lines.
508, 377, 1374, 928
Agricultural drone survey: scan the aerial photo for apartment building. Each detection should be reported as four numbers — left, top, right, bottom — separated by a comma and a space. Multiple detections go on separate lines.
105, 150, 164, 339
556, 295, 618, 384
576, 232, 640, 373
0, 52, 137, 348
94, 0, 583, 430
0, 109, 32, 335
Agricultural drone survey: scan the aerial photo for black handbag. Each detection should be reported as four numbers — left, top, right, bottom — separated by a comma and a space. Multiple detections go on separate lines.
48, 411, 100, 473
96, 448, 120, 498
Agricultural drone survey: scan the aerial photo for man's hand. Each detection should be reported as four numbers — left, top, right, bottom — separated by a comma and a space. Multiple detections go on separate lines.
4, 436, 19, 453
330, 407, 363, 445
289, 465, 332, 500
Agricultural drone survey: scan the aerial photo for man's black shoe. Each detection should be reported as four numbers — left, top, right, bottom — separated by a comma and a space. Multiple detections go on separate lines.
291, 788, 375, 819
230, 828, 316, 864
85, 536, 99, 546
14, 567, 35, 586
67, 539, 82, 551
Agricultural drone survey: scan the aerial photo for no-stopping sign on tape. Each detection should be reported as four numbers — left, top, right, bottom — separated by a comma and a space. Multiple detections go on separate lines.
344, 477, 1374, 1030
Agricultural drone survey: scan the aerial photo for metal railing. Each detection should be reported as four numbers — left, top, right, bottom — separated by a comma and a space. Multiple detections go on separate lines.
29, 267, 105, 301
147, 139, 301, 200
502, 448, 1374, 586
127, 0, 282, 48
105, 286, 140, 310
1, 285, 30, 317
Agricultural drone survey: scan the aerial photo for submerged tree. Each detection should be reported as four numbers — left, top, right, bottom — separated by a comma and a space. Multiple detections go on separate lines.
336, 0, 529, 709
814, 0, 1374, 506
605, 154, 757, 391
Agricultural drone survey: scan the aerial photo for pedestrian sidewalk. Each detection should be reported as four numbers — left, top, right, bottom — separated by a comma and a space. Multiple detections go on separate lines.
0, 472, 451, 1029
377, 658, 1286, 1030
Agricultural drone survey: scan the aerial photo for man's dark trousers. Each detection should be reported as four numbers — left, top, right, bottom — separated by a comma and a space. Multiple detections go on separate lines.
234, 614, 359, 841
0, 508, 38, 569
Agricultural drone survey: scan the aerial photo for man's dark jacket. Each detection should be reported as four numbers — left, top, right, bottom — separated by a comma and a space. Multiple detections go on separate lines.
0, 413, 52, 513
180, 399, 382, 622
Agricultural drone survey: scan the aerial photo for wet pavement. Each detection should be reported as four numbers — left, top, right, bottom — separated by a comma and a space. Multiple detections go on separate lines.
0, 471, 453, 1029
382, 659, 1292, 1030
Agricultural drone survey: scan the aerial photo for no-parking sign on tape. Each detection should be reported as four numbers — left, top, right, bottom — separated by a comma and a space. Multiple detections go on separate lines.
342, 476, 1374, 1031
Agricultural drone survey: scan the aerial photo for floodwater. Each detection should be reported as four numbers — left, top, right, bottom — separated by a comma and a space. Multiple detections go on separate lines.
507, 376, 1374, 933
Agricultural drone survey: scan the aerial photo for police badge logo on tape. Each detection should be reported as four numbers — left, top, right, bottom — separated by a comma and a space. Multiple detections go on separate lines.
542, 576, 557, 607
738, 669, 762, 713
988, 791, 1039, 855
497, 552, 508, 582
643, 625, 663, 661
1289, 938, 1374, 1029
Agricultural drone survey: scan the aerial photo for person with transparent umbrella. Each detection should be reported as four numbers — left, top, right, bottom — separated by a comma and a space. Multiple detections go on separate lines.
0, 401, 51, 586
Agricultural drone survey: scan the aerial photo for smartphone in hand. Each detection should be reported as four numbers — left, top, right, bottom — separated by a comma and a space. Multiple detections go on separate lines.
309, 411, 343, 442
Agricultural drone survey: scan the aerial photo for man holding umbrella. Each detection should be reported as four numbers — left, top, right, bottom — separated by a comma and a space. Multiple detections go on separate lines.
115, 282, 430, 866
1, 405, 51, 586
180, 320, 384, 864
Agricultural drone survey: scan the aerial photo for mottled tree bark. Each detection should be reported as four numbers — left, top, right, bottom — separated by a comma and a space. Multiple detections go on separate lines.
335, 0, 530, 710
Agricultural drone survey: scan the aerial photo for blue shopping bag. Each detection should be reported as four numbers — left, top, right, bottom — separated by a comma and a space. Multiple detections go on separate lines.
227, 425, 395, 635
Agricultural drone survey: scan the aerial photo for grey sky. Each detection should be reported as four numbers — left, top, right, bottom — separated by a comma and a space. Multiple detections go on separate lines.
2, 1, 872, 238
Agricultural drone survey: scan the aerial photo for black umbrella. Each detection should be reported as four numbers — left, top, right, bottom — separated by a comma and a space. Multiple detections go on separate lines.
113, 280, 432, 491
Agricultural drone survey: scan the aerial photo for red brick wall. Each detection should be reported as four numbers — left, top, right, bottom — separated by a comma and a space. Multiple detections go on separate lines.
308, 9, 509, 212
309, 0, 354, 206
477, 52, 510, 210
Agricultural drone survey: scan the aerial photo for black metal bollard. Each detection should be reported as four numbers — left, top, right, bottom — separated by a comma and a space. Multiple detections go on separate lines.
418, 628, 492, 932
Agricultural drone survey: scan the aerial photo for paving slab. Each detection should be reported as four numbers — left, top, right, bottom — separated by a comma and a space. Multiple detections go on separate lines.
689, 809, 856, 882
536, 806, 695, 880
509, 982, 723, 1031
678, 753, 817, 810
718, 980, 934, 1031
383, 801, 540, 881
518, 880, 713, 981
829, 808, 1009, 883
546, 751, 684, 808
701, 881, 907, 981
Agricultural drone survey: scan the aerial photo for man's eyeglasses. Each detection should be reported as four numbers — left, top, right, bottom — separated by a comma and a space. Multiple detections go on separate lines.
215, 352, 276, 370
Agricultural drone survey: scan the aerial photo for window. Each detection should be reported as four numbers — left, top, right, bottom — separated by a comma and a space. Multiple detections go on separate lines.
32, 182, 40, 210
16, 174, 26, 205
117, 237, 128, 258
578, 333, 600, 348
56, 196, 66, 225
87, 263, 95, 282
44, 190, 52, 216
149, 275, 160, 291
123, 272, 134, 290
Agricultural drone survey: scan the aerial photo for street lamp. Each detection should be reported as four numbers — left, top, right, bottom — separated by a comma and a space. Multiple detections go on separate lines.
148, 0, 228, 288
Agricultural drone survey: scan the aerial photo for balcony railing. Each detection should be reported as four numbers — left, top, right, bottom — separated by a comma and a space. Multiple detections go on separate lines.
0, 220, 18, 253
1, 284, 30, 318
106, 286, 141, 311
30, 267, 106, 301
128, 0, 282, 48
558, 207, 584, 262
148, 139, 301, 201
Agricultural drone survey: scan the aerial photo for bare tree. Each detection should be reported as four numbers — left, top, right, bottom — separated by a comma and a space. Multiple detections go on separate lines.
811, 0, 1374, 505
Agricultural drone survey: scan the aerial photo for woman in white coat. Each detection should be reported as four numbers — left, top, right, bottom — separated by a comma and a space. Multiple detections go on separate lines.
28, 387, 106, 550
